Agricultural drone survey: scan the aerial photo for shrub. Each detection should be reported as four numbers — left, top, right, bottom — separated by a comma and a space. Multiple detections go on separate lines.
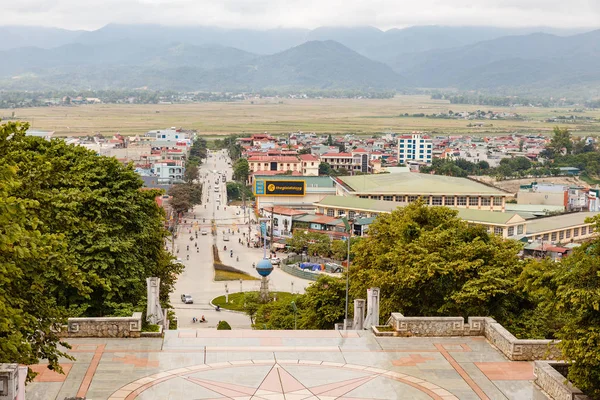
217, 320, 232, 330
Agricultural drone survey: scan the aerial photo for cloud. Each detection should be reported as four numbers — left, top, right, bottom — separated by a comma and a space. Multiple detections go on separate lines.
0, 0, 598, 30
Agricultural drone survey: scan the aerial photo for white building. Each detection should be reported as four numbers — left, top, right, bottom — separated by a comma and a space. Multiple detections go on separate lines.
397, 133, 432, 164
153, 160, 185, 183
147, 128, 189, 141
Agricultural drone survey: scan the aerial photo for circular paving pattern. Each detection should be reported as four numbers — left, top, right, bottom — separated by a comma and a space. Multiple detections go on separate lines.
108, 360, 458, 400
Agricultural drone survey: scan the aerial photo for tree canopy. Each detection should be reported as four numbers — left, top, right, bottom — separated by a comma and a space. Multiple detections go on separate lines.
350, 201, 527, 324
0, 121, 182, 374
233, 158, 250, 182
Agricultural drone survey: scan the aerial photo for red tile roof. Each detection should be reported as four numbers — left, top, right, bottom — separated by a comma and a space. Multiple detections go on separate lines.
264, 206, 308, 216
321, 152, 353, 157
247, 155, 300, 162
299, 154, 318, 161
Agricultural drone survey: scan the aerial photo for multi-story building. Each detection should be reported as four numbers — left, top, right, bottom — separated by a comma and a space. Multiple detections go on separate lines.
333, 171, 509, 211
319, 150, 370, 174
397, 133, 433, 164
299, 154, 319, 175
153, 160, 185, 183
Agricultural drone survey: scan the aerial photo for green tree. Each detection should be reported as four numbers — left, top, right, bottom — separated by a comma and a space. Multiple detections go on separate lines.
183, 161, 199, 184
350, 201, 526, 325
242, 292, 261, 324
299, 276, 347, 329
0, 162, 85, 379
522, 222, 600, 397
287, 231, 331, 256
549, 127, 573, 156
254, 300, 298, 329
319, 162, 334, 176
1, 121, 181, 317
233, 158, 250, 182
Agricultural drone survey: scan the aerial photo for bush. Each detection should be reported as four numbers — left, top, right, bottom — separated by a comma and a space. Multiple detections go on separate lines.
217, 320, 232, 330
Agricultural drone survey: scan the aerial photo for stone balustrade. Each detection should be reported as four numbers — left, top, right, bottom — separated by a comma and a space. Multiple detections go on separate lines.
534, 361, 590, 400
59, 312, 142, 338
386, 313, 560, 361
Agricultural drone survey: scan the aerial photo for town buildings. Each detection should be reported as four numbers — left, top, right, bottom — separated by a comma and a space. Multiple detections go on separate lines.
397, 133, 433, 164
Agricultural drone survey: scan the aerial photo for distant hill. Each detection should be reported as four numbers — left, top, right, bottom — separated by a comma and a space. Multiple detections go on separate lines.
1, 24, 599, 94
189, 40, 406, 91
0, 42, 258, 77
394, 30, 600, 90
0, 40, 405, 91
0, 26, 84, 50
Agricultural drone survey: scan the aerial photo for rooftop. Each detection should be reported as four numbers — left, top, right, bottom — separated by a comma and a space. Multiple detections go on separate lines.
254, 175, 336, 189
315, 196, 527, 225
526, 212, 599, 234
337, 174, 508, 196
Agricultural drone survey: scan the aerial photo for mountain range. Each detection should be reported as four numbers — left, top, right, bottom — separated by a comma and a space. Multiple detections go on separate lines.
0, 24, 599, 95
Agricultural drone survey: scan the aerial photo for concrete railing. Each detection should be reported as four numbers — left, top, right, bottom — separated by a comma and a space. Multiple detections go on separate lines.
386, 313, 561, 361
59, 312, 142, 338
534, 361, 590, 400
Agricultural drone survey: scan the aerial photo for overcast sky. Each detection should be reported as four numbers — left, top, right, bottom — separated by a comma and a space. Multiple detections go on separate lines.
2, 0, 599, 31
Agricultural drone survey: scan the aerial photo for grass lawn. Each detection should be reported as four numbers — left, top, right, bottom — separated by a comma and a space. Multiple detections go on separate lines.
212, 291, 299, 312
214, 270, 259, 281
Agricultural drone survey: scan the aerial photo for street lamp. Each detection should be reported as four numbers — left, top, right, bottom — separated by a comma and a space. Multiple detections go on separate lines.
240, 279, 243, 292
225, 283, 229, 303
291, 300, 297, 330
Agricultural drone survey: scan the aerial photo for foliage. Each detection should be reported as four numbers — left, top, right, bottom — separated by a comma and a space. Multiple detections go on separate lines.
521, 227, 600, 397
214, 270, 259, 281
252, 276, 346, 330
183, 161, 199, 184
287, 230, 331, 257
188, 137, 207, 165
0, 120, 182, 376
319, 162, 334, 176
168, 183, 203, 215
0, 162, 82, 379
350, 201, 528, 326
232, 158, 250, 182
226, 181, 254, 202
330, 237, 361, 261
1, 122, 182, 318
167, 309, 178, 330
212, 245, 258, 279
216, 320, 232, 330
548, 126, 573, 156
298, 276, 347, 330
214, 135, 243, 161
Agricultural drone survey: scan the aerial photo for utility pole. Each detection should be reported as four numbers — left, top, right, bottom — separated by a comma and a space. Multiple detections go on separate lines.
269, 209, 274, 257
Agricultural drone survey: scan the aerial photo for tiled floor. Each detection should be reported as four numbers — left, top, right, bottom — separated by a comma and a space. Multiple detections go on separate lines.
25, 330, 549, 400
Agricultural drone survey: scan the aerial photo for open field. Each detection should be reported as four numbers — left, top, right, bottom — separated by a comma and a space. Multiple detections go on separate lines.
4, 95, 600, 137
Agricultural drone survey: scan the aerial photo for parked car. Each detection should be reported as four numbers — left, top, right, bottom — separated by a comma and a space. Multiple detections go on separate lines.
201, 230, 208, 235
270, 257, 281, 265
181, 294, 193, 304
223, 234, 230, 242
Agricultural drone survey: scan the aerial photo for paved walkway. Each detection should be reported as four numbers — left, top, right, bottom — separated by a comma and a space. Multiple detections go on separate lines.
26, 330, 548, 400
170, 149, 311, 329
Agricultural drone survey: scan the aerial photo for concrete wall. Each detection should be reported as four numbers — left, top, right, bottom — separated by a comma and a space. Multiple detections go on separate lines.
386, 314, 560, 361
534, 361, 590, 400
59, 312, 142, 338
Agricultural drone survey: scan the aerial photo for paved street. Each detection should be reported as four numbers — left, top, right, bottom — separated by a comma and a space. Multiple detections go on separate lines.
169, 149, 310, 329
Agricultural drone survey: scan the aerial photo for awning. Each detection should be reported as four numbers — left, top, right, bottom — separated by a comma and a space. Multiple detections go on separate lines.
273, 243, 286, 249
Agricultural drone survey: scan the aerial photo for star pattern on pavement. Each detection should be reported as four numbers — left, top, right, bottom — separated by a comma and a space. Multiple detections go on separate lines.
184, 363, 382, 400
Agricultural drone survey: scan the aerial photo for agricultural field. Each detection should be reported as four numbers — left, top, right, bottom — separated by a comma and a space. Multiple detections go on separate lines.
4, 95, 600, 137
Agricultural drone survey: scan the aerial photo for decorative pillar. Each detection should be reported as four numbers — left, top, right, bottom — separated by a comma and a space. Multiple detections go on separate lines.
146, 277, 162, 325
353, 299, 366, 330
364, 287, 380, 328
0, 364, 20, 400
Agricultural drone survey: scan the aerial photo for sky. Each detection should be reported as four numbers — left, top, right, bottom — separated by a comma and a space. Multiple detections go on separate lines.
1, 0, 599, 31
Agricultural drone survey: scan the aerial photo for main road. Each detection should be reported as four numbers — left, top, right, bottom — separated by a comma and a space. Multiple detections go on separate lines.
169, 149, 310, 329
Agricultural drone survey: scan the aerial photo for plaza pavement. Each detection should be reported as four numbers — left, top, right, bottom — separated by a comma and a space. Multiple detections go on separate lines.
25, 329, 550, 400
170, 150, 311, 329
